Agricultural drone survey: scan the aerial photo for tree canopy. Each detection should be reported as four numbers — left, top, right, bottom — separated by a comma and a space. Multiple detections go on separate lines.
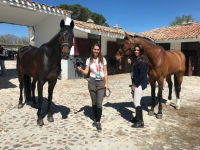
169, 14, 195, 26
57, 4, 110, 27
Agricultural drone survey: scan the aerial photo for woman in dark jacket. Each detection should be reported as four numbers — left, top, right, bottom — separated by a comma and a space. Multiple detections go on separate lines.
0, 45, 7, 77
130, 44, 148, 128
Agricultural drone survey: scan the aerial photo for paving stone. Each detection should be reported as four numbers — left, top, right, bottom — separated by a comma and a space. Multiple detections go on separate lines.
0, 60, 199, 149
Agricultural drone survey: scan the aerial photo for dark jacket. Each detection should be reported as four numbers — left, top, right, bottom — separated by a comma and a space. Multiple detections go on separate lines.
0, 47, 5, 60
132, 57, 149, 90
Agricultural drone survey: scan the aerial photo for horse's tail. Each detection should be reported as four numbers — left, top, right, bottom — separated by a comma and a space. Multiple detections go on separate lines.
24, 74, 31, 101
174, 74, 178, 97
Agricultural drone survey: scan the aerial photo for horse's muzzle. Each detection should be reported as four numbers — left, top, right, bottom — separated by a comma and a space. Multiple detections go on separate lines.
61, 52, 70, 60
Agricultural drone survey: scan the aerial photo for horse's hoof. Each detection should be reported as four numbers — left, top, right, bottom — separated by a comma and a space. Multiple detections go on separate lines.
148, 111, 154, 116
157, 114, 163, 119
176, 105, 180, 110
37, 120, 44, 126
47, 116, 54, 122
18, 104, 23, 109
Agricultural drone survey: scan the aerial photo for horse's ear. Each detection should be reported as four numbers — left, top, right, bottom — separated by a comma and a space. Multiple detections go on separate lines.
70, 20, 74, 29
125, 32, 132, 41
60, 19, 65, 28
126, 32, 131, 36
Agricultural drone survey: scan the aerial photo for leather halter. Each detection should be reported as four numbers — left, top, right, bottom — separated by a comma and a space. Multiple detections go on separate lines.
118, 43, 134, 56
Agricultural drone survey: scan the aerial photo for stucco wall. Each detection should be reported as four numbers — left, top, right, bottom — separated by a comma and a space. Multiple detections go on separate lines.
170, 42, 181, 50
34, 15, 67, 47
101, 36, 116, 56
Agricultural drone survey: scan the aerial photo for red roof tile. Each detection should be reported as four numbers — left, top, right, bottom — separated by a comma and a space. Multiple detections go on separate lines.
140, 23, 200, 41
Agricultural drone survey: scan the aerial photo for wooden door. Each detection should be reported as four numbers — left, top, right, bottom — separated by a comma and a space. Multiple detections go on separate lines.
74, 37, 90, 57
188, 56, 197, 76
107, 41, 125, 74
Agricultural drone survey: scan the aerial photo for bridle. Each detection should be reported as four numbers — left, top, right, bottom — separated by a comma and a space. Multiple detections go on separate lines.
60, 30, 73, 51
118, 42, 134, 56
60, 43, 71, 49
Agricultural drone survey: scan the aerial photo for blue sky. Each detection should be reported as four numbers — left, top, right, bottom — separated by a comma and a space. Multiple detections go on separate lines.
0, 0, 200, 37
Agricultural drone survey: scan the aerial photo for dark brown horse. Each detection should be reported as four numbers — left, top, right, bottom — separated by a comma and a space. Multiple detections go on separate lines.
17, 19, 74, 126
116, 32, 186, 119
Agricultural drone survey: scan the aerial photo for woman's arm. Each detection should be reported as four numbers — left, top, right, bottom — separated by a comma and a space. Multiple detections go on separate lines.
0, 49, 5, 56
77, 65, 89, 76
104, 65, 108, 89
133, 62, 146, 86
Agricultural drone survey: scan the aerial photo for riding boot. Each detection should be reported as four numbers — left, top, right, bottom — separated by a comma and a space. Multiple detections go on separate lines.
92, 105, 97, 127
130, 107, 137, 123
130, 113, 137, 123
131, 106, 144, 128
92, 105, 97, 119
96, 107, 102, 131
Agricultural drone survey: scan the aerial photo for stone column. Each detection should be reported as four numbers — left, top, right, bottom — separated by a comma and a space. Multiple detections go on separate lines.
28, 26, 35, 46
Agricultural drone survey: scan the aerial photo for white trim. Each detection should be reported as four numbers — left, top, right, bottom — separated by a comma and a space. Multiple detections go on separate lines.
74, 26, 124, 39
156, 38, 200, 43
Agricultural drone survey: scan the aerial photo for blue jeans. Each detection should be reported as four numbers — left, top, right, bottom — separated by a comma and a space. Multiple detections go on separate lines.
0, 59, 6, 75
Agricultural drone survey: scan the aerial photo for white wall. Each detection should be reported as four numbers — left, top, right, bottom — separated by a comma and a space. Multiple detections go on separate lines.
170, 42, 181, 50
34, 15, 66, 47
101, 36, 116, 55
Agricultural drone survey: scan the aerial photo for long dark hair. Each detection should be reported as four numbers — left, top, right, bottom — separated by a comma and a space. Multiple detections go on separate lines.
133, 44, 149, 72
89, 43, 104, 64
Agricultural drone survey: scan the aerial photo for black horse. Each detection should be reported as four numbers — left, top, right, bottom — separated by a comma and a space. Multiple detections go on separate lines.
17, 19, 74, 126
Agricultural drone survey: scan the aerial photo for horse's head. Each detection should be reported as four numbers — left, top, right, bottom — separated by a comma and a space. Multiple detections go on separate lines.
115, 32, 134, 63
59, 19, 74, 60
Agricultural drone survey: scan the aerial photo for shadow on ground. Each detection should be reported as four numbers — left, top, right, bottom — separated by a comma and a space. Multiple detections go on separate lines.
0, 69, 18, 89
24, 97, 70, 120
104, 96, 168, 122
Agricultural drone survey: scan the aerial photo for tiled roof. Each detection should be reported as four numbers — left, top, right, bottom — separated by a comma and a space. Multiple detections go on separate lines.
140, 22, 200, 41
4, 0, 200, 41
4, 0, 72, 15
74, 20, 135, 36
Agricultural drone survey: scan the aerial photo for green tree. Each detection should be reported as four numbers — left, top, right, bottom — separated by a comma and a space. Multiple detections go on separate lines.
57, 4, 110, 27
169, 14, 195, 26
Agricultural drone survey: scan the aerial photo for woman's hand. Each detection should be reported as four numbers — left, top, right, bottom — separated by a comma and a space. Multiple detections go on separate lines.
104, 83, 108, 90
127, 58, 132, 64
77, 66, 82, 72
131, 85, 135, 91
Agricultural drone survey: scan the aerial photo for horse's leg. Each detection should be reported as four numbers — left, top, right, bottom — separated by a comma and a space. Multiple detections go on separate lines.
17, 63, 25, 109
47, 79, 57, 122
18, 73, 24, 109
31, 78, 37, 107
148, 78, 156, 116
174, 73, 184, 110
157, 77, 164, 119
166, 75, 173, 105
37, 80, 44, 126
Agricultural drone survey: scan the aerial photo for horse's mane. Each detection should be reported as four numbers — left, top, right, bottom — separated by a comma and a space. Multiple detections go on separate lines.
133, 35, 157, 45
133, 35, 166, 50
124, 34, 165, 51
